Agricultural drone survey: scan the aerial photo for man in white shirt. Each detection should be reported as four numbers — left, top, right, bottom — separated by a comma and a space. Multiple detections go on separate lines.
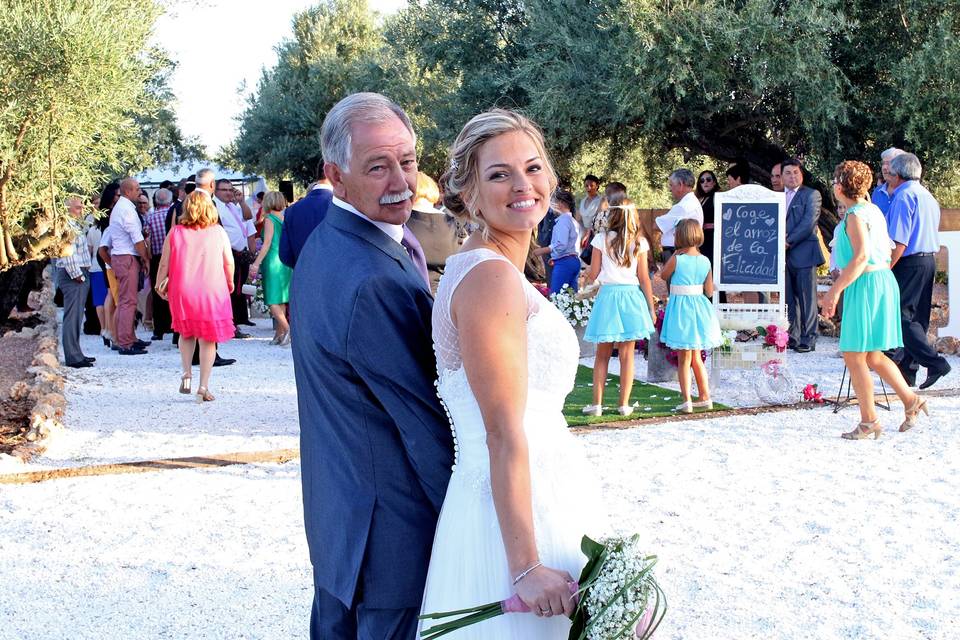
108, 177, 150, 354
213, 177, 256, 336
655, 168, 703, 264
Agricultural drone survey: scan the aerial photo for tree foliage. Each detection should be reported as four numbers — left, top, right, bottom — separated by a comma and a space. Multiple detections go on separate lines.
231, 0, 960, 210
227, 0, 385, 183
0, 0, 200, 270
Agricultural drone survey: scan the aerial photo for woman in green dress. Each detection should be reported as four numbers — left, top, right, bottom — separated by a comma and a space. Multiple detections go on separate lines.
250, 191, 292, 345
822, 161, 928, 440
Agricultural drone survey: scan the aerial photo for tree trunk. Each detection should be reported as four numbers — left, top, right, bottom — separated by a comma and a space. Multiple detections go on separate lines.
0, 263, 30, 322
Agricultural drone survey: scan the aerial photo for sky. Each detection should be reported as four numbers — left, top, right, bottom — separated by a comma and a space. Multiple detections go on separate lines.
153, 0, 408, 158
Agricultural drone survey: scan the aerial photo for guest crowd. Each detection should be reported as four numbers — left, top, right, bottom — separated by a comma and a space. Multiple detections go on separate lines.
49, 135, 947, 430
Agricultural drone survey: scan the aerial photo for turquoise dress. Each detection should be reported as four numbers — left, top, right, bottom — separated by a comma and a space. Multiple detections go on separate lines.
661, 253, 722, 350
261, 213, 292, 305
833, 202, 902, 352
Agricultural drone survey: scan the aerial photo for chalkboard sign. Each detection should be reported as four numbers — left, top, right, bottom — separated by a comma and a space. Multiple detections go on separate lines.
713, 185, 786, 293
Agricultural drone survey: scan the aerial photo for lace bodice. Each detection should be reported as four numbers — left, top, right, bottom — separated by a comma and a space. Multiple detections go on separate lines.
433, 248, 579, 395
432, 249, 581, 469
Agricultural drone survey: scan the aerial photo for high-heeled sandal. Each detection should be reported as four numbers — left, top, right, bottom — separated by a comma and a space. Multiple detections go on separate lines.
179, 374, 192, 395
841, 420, 882, 440
900, 396, 929, 432
196, 387, 215, 403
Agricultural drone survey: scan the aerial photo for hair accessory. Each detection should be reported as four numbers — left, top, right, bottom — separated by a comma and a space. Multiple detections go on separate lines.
449, 158, 459, 172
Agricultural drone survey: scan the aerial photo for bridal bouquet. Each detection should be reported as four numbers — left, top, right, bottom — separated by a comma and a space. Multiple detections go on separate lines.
419, 534, 666, 639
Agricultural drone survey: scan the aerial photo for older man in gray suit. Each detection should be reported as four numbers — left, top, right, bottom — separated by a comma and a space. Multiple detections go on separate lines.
782, 158, 824, 352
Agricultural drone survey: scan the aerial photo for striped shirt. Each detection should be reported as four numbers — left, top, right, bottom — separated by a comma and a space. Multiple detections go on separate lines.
55, 220, 92, 279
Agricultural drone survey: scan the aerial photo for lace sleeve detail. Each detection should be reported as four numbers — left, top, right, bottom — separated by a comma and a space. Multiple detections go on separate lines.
432, 249, 537, 375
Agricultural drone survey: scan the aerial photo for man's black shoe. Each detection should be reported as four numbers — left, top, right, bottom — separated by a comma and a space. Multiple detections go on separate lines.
213, 356, 236, 367
133, 339, 152, 348
66, 360, 94, 368
919, 364, 951, 390
83, 356, 96, 363
795, 345, 815, 353
234, 330, 251, 339
151, 334, 164, 341
118, 347, 148, 356
239, 320, 256, 327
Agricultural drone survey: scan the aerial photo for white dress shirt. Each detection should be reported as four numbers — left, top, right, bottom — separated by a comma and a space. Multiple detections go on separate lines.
216, 197, 255, 251
332, 196, 403, 245
108, 196, 144, 256
655, 191, 704, 248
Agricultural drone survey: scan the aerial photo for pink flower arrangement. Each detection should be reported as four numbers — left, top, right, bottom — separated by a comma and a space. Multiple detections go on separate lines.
802, 383, 824, 403
761, 324, 789, 352
534, 283, 551, 299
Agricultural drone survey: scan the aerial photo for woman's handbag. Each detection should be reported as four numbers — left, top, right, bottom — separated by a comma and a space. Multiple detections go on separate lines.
155, 277, 169, 300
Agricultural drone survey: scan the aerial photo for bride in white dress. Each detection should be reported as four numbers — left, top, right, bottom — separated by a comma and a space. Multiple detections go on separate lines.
419, 109, 602, 638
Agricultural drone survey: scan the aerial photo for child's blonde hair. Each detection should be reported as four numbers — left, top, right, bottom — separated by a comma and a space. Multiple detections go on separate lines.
605, 194, 645, 268
674, 218, 704, 251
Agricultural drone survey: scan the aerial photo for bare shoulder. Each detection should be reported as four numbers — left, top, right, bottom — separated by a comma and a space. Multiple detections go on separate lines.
452, 258, 527, 326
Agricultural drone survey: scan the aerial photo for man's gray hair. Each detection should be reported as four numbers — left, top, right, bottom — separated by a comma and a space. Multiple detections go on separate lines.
669, 168, 695, 188
321, 92, 416, 171
196, 168, 216, 188
154, 188, 173, 205
890, 153, 922, 181
880, 147, 905, 162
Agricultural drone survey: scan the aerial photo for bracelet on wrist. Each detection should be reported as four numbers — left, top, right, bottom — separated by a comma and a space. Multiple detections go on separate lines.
512, 561, 543, 586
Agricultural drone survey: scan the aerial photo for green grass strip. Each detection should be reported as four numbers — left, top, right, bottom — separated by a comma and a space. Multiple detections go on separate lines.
564, 365, 728, 426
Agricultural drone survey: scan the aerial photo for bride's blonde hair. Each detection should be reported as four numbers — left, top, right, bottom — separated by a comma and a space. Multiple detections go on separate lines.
441, 109, 558, 240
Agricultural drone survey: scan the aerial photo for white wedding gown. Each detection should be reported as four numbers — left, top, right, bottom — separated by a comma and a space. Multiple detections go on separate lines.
420, 249, 602, 639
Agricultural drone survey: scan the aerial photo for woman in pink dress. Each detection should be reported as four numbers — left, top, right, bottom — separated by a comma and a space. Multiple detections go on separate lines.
157, 191, 235, 402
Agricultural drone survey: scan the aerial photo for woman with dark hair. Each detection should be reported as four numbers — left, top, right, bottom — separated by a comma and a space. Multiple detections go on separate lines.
822, 160, 927, 440
696, 170, 720, 263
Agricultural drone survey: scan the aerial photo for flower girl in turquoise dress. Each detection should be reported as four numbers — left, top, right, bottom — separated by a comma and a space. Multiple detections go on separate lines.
659, 219, 722, 413
581, 197, 657, 416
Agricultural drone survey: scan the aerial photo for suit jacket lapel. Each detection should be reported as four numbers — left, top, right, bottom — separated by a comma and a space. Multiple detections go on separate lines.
326, 205, 431, 295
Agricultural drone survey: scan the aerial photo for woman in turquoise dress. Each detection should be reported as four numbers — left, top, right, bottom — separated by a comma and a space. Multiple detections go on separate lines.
822, 161, 928, 440
249, 191, 292, 345
659, 219, 722, 413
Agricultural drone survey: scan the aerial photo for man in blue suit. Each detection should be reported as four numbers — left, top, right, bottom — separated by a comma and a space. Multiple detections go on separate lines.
289, 92, 454, 639
782, 158, 824, 352
278, 169, 334, 268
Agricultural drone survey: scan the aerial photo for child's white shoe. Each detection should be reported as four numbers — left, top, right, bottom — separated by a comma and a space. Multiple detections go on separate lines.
617, 405, 634, 417
692, 399, 713, 410
674, 401, 693, 414
581, 404, 603, 416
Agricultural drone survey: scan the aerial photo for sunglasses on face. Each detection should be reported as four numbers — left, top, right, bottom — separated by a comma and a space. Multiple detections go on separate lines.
700, 177, 714, 184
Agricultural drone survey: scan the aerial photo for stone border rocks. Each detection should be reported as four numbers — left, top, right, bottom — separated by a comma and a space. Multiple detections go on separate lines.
4, 265, 66, 462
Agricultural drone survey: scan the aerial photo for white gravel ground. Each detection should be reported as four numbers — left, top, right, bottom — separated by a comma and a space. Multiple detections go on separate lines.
1, 319, 958, 639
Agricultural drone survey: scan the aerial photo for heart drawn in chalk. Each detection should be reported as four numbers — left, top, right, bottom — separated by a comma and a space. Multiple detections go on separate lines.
722, 209, 733, 221
764, 217, 775, 226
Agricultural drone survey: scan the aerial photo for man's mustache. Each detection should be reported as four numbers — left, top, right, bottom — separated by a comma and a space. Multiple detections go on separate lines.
379, 188, 414, 205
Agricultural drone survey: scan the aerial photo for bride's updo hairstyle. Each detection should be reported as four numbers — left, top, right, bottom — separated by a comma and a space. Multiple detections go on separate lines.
441, 109, 558, 238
